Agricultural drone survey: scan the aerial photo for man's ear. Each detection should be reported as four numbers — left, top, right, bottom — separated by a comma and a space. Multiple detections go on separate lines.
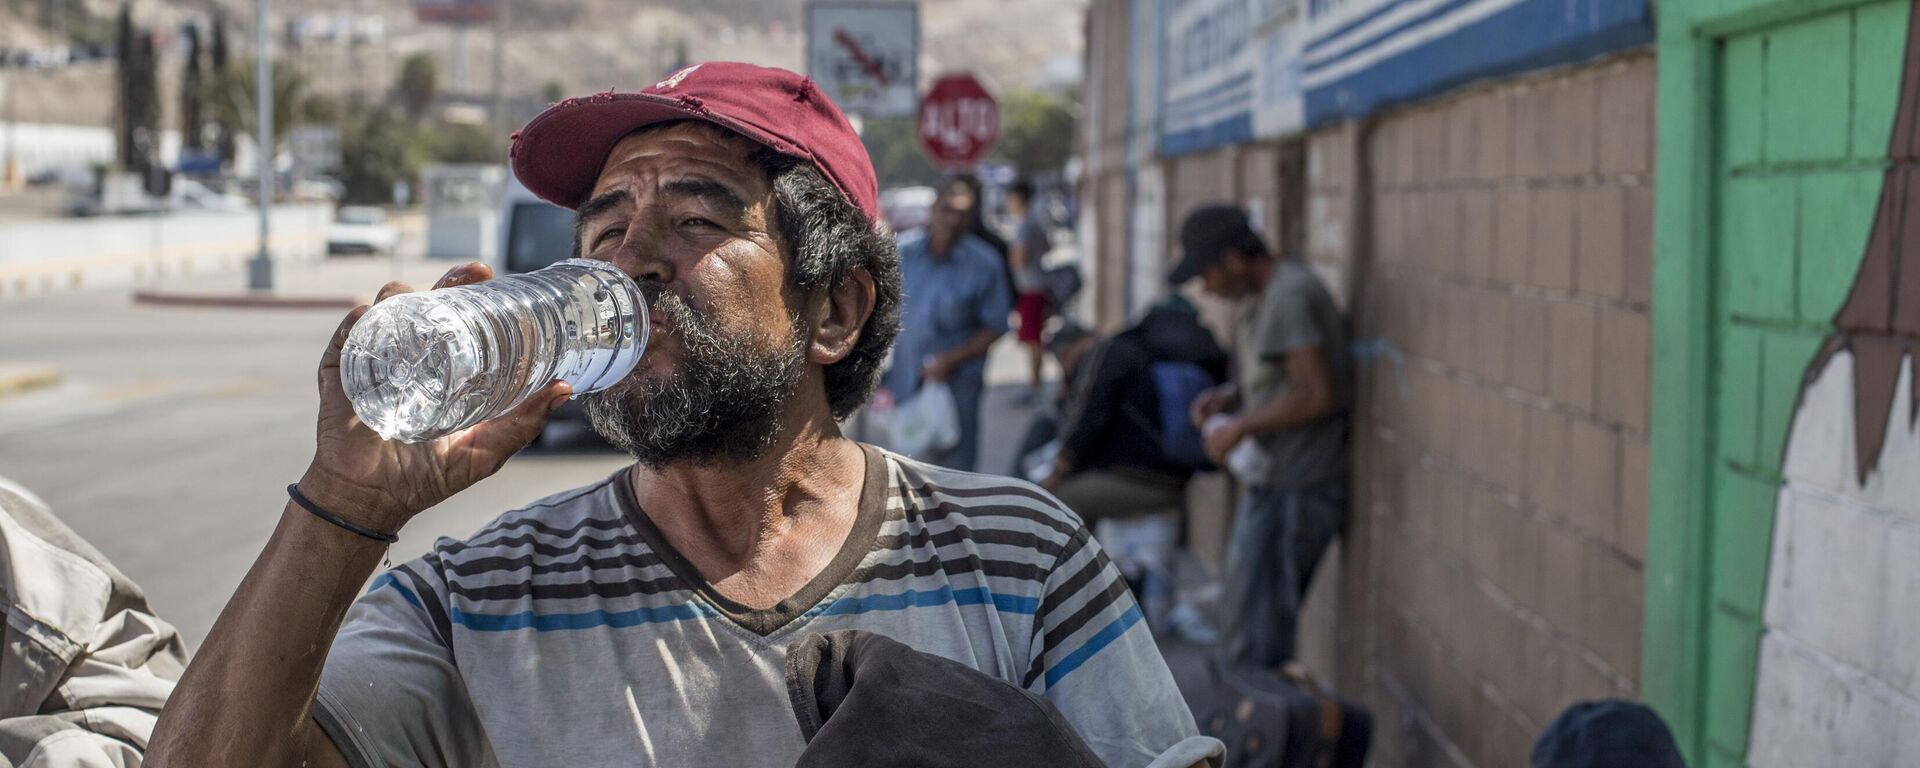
807, 268, 877, 366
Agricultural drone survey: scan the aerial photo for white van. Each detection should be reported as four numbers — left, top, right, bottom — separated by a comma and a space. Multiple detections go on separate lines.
497, 172, 598, 443
497, 172, 578, 276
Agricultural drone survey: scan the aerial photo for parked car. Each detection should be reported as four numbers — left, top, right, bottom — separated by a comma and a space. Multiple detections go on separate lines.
172, 179, 250, 212
326, 206, 398, 255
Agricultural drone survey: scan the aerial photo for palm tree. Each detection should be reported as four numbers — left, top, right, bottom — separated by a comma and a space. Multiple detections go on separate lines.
208, 57, 308, 158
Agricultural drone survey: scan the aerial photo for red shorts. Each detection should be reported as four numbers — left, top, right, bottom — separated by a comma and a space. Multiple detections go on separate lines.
1016, 292, 1049, 344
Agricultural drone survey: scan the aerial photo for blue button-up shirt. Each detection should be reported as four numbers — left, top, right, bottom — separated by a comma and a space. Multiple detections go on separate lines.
882, 231, 1012, 399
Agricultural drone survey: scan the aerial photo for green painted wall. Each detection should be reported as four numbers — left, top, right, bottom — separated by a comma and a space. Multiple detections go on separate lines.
1648, 1, 1908, 765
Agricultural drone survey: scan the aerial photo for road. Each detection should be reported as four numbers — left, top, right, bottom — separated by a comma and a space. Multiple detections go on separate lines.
0, 252, 1063, 652
0, 254, 631, 650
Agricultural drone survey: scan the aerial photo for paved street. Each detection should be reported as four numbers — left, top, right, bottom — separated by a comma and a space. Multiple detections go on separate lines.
0, 251, 640, 648
0, 250, 1059, 650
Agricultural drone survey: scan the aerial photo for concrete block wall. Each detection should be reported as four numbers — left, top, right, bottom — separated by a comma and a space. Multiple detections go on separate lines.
1077, 0, 1143, 332
1310, 52, 1656, 768
1072, 3, 1659, 759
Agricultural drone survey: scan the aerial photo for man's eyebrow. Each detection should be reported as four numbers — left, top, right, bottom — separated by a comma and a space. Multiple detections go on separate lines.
573, 189, 630, 250
660, 178, 747, 218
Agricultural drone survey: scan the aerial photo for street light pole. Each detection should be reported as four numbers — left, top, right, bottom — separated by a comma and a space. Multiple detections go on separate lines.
248, 0, 274, 290
3, 66, 16, 192
3, 6, 18, 191
491, 0, 508, 152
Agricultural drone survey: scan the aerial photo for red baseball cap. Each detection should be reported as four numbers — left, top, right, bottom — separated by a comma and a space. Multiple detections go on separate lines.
509, 61, 880, 225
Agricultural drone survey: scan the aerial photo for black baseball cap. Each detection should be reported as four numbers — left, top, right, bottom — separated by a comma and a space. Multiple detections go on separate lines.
1168, 204, 1266, 284
1531, 700, 1686, 768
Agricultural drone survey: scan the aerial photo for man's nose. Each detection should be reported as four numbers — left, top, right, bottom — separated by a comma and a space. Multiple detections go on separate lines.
610, 230, 673, 286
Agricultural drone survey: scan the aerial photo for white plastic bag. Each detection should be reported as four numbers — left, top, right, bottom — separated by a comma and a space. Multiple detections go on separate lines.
1020, 439, 1062, 484
1203, 414, 1271, 481
878, 381, 960, 457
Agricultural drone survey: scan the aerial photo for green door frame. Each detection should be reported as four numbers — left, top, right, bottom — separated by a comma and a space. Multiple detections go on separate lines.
1646, 1, 1896, 765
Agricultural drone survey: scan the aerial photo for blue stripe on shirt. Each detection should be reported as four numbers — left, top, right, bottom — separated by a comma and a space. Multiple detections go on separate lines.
370, 572, 424, 611
409, 584, 1040, 632
448, 601, 718, 631
813, 585, 1040, 618
1043, 604, 1145, 689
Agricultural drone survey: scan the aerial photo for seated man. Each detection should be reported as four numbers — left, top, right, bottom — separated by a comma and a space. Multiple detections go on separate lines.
1043, 298, 1229, 626
1044, 296, 1230, 521
148, 63, 1219, 768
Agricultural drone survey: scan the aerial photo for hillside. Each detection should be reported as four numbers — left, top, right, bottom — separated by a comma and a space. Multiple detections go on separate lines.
5, 0, 1087, 130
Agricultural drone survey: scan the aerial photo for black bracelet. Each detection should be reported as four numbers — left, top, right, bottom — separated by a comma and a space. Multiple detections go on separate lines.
287, 484, 399, 543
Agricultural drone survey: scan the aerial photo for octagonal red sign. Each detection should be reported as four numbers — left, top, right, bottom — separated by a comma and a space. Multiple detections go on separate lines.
916, 74, 1000, 168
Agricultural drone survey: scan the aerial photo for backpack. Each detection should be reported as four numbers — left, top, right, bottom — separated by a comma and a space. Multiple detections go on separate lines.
1197, 660, 1373, 768
1150, 360, 1218, 471
1043, 264, 1083, 309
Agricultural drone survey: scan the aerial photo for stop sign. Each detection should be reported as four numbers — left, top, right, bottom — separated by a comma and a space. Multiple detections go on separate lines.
916, 74, 999, 168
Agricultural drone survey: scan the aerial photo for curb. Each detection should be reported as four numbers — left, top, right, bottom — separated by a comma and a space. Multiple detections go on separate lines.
0, 365, 61, 398
131, 290, 362, 311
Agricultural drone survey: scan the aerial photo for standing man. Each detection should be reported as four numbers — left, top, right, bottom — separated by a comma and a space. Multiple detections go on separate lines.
882, 180, 1013, 472
1007, 179, 1053, 400
1177, 204, 1352, 668
147, 62, 1214, 768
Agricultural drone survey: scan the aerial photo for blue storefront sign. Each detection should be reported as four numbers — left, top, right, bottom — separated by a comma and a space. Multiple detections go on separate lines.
1160, 0, 1258, 156
1150, 0, 1651, 153
1252, 0, 1307, 139
1299, 0, 1653, 126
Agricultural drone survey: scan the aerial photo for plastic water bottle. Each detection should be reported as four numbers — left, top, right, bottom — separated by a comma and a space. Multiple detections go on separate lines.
340, 259, 648, 443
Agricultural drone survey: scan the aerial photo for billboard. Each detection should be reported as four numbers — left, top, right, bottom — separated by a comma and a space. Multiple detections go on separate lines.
805, 2, 919, 119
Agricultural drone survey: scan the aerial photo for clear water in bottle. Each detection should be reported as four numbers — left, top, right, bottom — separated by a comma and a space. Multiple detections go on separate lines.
341, 259, 648, 442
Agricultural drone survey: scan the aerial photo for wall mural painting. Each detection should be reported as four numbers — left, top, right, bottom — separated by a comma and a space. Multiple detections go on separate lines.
1751, 2, 1920, 764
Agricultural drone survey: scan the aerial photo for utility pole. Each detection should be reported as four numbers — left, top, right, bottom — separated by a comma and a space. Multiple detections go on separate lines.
3, 56, 15, 193
248, 0, 274, 291
3, 2, 18, 190
490, 0, 508, 153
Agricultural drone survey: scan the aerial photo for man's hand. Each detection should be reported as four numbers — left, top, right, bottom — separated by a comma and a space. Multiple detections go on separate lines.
298, 262, 572, 535
1189, 382, 1241, 428
1203, 417, 1244, 468
921, 354, 957, 384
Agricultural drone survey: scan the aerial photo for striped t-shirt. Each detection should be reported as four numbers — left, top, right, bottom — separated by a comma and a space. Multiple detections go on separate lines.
313, 445, 1220, 768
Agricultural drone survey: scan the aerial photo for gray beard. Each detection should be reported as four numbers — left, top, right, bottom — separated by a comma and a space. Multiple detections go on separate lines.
582, 289, 805, 469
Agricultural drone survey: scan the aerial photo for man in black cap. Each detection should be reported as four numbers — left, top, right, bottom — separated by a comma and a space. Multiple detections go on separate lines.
1173, 203, 1352, 668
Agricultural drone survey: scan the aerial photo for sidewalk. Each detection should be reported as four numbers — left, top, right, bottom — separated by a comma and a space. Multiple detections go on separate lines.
130, 254, 449, 310
128, 213, 440, 310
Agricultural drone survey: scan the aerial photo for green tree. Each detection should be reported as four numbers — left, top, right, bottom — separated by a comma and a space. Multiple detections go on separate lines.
420, 120, 500, 164
302, 93, 342, 125
398, 53, 439, 123
339, 108, 417, 204
542, 80, 567, 103
992, 88, 1077, 177
180, 21, 207, 152
209, 10, 235, 163
859, 117, 939, 189
115, 4, 162, 172
208, 58, 308, 155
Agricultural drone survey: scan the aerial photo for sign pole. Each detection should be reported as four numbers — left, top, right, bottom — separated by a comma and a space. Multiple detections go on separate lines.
248, 0, 275, 291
